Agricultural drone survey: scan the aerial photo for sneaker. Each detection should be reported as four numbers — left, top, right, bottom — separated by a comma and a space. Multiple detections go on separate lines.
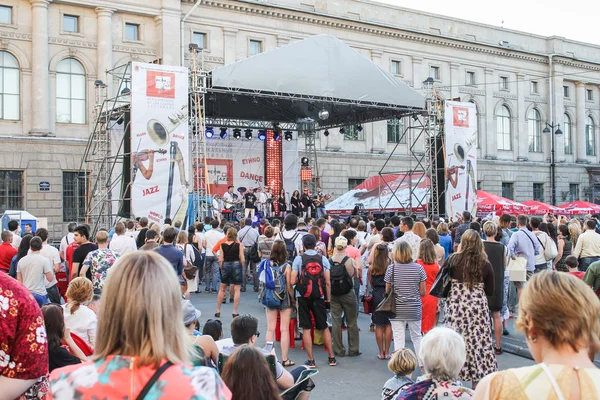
502, 328, 510, 336
205, 287, 210, 292
304, 359, 316, 369
328, 357, 337, 366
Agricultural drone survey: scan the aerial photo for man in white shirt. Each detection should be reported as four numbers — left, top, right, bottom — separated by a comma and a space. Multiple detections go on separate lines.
572, 219, 600, 272
222, 186, 236, 221
7, 220, 21, 249
59, 222, 77, 261
17, 237, 54, 307
278, 214, 304, 258
204, 220, 225, 293
124, 220, 139, 241
394, 217, 421, 261
31, 228, 61, 304
530, 216, 556, 273
238, 218, 260, 292
109, 222, 137, 255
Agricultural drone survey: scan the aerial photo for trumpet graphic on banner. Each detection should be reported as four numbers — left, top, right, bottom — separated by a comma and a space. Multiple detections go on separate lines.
146, 105, 188, 146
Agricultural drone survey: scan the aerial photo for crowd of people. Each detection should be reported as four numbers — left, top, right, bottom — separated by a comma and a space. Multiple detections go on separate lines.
1, 208, 600, 399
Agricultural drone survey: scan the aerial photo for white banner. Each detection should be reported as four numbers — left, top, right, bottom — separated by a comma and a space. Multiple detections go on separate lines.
131, 62, 189, 225
444, 101, 477, 221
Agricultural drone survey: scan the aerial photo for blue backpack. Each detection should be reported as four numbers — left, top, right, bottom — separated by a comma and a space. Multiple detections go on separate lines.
258, 259, 287, 308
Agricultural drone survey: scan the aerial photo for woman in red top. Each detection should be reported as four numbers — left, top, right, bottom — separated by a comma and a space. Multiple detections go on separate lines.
416, 239, 439, 334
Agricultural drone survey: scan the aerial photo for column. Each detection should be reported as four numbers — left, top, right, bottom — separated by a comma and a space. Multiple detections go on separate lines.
412, 56, 422, 89
156, 9, 180, 66
575, 81, 588, 163
29, 0, 51, 136
95, 8, 113, 92
484, 68, 496, 159
450, 62, 460, 99
223, 28, 238, 65
516, 73, 528, 160
553, 74, 564, 161
370, 50, 386, 153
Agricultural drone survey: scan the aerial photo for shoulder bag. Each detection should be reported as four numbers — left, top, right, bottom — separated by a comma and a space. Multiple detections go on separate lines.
375, 264, 396, 318
136, 361, 173, 400
183, 244, 199, 280
429, 255, 453, 298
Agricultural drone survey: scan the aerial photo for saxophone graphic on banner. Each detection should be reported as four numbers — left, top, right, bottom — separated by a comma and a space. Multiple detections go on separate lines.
131, 62, 190, 225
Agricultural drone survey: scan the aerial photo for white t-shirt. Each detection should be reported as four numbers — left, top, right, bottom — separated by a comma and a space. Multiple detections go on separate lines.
63, 304, 97, 348
109, 234, 137, 255
205, 229, 225, 257
59, 233, 75, 258
28, 244, 60, 287
176, 243, 196, 263
11, 232, 21, 250
278, 230, 304, 256
17, 254, 52, 296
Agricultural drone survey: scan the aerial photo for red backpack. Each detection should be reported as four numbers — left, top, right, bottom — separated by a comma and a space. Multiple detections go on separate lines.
296, 253, 325, 299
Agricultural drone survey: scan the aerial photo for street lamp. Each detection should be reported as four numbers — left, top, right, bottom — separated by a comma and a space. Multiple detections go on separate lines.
543, 122, 563, 205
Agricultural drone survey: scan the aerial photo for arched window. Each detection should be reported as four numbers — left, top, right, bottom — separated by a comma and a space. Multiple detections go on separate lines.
527, 108, 542, 152
586, 116, 596, 156
0, 51, 19, 120
56, 58, 86, 123
496, 105, 511, 150
563, 114, 572, 155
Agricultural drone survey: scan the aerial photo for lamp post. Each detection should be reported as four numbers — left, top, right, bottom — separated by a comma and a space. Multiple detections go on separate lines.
543, 122, 563, 205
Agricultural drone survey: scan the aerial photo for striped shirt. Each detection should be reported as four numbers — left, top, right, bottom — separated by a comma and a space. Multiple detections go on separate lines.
384, 262, 426, 321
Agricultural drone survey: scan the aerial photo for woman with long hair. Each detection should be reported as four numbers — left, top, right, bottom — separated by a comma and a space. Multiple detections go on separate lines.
8, 234, 32, 278
63, 277, 97, 349
215, 228, 245, 318
369, 243, 394, 360
482, 221, 506, 355
425, 229, 445, 263
413, 222, 427, 239
568, 221, 582, 248
437, 223, 453, 260
259, 240, 296, 367
176, 230, 197, 297
310, 226, 327, 256
474, 272, 600, 399
290, 190, 301, 216
277, 189, 287, 217
443, 229, 497, 389
555, 224, 572, 272
48, 251, 231, 399
221, 345, 280, 400
416, 239, 439, 335
328, 220, 343, 255
42, 303, 87, 372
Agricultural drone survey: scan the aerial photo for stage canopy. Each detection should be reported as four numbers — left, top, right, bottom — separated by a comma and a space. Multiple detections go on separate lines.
477, 190, 529, 216
206, 35, 425, 129
325, 173, 430, 215
557, 200, 600, 215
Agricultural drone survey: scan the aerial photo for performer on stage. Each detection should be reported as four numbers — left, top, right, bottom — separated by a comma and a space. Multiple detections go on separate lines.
291, 190, 301, 216
315, 187, 330, 219
301, 188, 312, 219
212, 194, 222, 223
244, 188, 257, 220
256, 187, 268, 217
263, 186, 274, 218
222, 186, 236, 221
277, 189, 287, 217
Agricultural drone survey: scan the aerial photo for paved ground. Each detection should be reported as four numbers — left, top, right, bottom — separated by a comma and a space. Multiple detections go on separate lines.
189, 289, 540, 398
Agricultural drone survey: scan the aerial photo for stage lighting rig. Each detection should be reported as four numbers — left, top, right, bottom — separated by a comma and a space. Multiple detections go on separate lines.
245, 129, 253, 140
258, 130, 267, 141
205, 127, 214, 138
273, 130, 281, 141
233, 128, 242, 139
219, 127, 228, 139
284, 131, 293, 141
301, 157, 309, 167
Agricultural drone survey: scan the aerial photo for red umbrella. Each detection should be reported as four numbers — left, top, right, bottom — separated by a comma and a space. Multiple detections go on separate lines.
521, 200, 562, 215
477, 190, 529, 216
557, 200, 600, 215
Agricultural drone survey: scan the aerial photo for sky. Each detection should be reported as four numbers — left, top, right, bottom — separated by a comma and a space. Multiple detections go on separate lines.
375, 0, 600, 46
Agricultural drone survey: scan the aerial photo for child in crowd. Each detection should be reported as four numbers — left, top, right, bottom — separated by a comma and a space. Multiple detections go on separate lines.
565, 255, 585, 280
381, 348, 417, 400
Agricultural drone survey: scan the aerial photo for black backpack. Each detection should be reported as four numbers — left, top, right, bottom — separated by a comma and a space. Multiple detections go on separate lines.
281, 232, 300, 262
296, 253, 325, 299
329, 256, 353, 296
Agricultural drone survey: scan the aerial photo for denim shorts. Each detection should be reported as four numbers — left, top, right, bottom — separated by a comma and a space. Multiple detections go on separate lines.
221, 261, 243, 285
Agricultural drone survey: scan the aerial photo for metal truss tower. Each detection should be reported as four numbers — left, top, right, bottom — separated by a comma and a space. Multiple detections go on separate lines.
297, 118, 319, 193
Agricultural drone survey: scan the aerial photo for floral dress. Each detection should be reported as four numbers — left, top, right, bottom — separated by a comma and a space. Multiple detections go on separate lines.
48, 355, 232, 400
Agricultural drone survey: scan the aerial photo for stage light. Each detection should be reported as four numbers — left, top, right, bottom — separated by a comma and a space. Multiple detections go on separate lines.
284, 131, 293, 141
219, 127, 228, 139
245, 129, 253, 140
339, 127, 345, 135
323, 129, 329, 137
301, 157, 309, 167
205, 127, 214, 138
233, 128, 242, 139
120, 87, 131, 96
273, 130, 281, 141
356, 125, 363, 132
258, 130, 267, 141
318, 109, 329, 120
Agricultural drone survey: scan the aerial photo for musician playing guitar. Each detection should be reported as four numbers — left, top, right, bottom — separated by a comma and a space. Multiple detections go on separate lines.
222, 186, 237, 221
314, 187, 331, 219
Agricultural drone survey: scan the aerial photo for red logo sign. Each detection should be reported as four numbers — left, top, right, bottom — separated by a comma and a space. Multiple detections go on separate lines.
146, 71, 175, 98
453, 107, 469, 127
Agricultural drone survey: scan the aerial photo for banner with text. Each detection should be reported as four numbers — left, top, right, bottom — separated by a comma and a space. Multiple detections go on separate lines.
444, 101, 478, 221
131, 62, 189, 225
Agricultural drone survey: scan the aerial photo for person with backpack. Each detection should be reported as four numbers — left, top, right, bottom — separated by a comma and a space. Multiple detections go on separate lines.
258, 241, 296, 367
239, 218, 260, 292
291, 234, 337, 368
279, 214, 304, 262
329, 236, 360, 358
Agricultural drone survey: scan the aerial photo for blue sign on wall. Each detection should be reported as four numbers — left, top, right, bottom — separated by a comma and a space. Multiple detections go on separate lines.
39, 181, 50, 192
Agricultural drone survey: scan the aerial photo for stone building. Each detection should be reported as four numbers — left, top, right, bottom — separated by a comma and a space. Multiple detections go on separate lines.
0, 0, 599, 237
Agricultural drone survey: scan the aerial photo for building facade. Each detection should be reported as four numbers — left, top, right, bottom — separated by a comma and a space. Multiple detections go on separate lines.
1, 0, 600, 237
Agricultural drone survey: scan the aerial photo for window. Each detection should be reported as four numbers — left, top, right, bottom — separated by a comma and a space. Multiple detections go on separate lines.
343, 125, 364, 141
466, 71, 475, 86
527, 108, 542, 152
502, 182, 514, 200
387, 119, 406, 143
477, 181, 482, 190
563, 86, 569, 98
56, 58, 86, 124
533, 183, 544, 202
586, 116, 596, 156
495, 105, 511, 150
569, 184, 579, 202
63, 15, 79, 33
500, 76, 508, 90
430, 66, 440, 80
0, 51, 19, 120
587, 89, 594, 101
390, 60, 401, 76
348, 178, 365, 190
249, 40, 262, 56
531, 81, 538, 94
125, 23, 139, 41
563, 114, 572, 155
0, 170, 23, 214
62, 172, 87, 222
0, 5, 12, 24
192, 32, 206, 49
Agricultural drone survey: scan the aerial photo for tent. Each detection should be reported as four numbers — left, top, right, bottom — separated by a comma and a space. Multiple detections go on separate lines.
325, 173, 430, 215
557, 200, 600, 215
206, 35, 425, 128
476, 190, 529, 216
521, 200, 562, 215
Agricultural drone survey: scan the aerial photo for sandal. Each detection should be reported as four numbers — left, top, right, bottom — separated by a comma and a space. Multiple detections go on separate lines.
214, 312, 220, 318
232, 313, 240, 318
495, 347, 503, 355
282, 359, 296, 367
377, 354, 385, 360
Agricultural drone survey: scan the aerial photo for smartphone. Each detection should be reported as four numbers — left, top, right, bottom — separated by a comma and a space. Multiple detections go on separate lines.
264, 342, 274, 353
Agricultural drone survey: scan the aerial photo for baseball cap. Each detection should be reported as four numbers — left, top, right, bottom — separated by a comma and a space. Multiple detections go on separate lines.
335, 236, 348, 250
182, 300, 202, 326
302, 233, 316, 247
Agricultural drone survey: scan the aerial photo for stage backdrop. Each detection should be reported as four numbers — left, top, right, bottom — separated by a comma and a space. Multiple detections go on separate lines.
444, 101, 478, 221
131, 62, 190, 225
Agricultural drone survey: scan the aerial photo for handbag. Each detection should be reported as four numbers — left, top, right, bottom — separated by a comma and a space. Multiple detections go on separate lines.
362, 294, 373, 314
375, 265, 396, 318
183, 244, 199, 280
430, 257, 453, 298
